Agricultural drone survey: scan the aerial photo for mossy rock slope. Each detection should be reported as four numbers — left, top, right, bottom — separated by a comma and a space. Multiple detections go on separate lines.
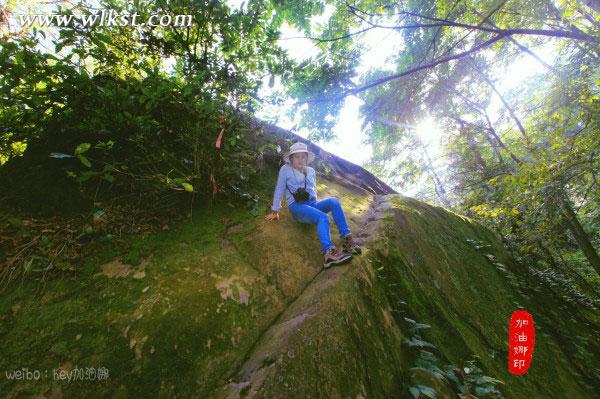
1, 126, 598, 398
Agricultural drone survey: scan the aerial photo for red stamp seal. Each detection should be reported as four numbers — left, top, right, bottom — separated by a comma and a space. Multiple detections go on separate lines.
508, 310, 535, 375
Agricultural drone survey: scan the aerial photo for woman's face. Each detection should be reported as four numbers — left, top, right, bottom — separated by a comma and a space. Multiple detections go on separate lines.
291, 152, 307, 169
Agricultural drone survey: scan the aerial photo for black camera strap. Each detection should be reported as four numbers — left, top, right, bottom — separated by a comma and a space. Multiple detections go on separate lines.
286, 167, 307, 196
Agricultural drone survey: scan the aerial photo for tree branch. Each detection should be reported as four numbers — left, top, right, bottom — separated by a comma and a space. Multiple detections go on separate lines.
305, 33, 509, 103
466, 58, 533, 151
444, 84, 523, 165
348, 5, 600, 43
471, 8, 557, 72
279, 26, 375, 43
437, 0, 509, 59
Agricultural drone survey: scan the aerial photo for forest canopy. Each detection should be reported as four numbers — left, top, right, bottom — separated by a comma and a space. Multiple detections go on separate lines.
0, 0, 599, 285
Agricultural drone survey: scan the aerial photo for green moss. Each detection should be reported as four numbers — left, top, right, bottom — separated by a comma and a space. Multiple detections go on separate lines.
0, 163, 376, 398
249, 258, 407, 398
1, 181, 595, 398
0, 199, 271, 397
370, 194, 597, 398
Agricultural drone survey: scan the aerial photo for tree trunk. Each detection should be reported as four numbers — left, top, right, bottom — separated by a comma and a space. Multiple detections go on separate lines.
559, 194, 600, 275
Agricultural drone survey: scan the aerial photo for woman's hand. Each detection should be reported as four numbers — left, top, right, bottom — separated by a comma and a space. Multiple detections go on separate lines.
265, 211, 280, 221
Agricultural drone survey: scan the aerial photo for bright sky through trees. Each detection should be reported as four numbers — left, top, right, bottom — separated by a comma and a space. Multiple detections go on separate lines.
9, 0, 560, 196
238, 2, 558, 195
14, 0, 558, 189
3, 0, 599, 279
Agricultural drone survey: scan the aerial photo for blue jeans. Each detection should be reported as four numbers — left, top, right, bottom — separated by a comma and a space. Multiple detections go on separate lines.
288, 196, 352, 254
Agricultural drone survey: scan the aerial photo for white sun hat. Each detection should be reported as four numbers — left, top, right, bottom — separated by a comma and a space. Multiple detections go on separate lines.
283, 142, 315, 164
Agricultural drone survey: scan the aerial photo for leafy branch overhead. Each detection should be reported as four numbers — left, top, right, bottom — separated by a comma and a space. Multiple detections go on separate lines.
277, 0, 600, 277
286, 1, 599, 104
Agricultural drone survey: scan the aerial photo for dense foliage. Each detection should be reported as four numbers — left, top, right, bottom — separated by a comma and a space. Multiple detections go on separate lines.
1, 1, 598, 288
0, 0, 307, 283
0, 0, 303, 215
278, 0, 600, 281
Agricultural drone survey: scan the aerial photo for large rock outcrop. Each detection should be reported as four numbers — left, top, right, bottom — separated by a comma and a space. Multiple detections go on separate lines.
1, 120, 598, 399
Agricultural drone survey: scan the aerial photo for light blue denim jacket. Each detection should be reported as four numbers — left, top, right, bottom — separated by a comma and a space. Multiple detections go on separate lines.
271, 164, 318, 211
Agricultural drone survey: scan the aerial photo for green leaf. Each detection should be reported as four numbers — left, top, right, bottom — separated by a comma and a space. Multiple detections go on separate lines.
78, 170, 99, 181
103, 174, 115, 183
250, 203, 261, 217
49, 152, 74, 159
93, 210, 105, 219
403, 337, 436, 349
476, 375, 504, 385
414, 322, 431, 330
181, 182, 194, 192
91, 35, 107, 53
75, 143, 91, 155
78, 155, 92, 167
409, 385, 437, 398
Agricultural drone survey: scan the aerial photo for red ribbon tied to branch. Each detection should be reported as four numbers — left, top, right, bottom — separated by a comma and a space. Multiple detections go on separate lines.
508, 310, 535, 375
215, 128, 224, 149
215, 113, 227, 149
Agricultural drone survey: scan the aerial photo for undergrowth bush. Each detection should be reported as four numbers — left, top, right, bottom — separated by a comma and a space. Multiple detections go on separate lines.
0, 38, 281, 287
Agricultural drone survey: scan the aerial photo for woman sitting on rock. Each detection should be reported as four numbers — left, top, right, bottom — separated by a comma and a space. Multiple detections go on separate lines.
265, 142, 361, 268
